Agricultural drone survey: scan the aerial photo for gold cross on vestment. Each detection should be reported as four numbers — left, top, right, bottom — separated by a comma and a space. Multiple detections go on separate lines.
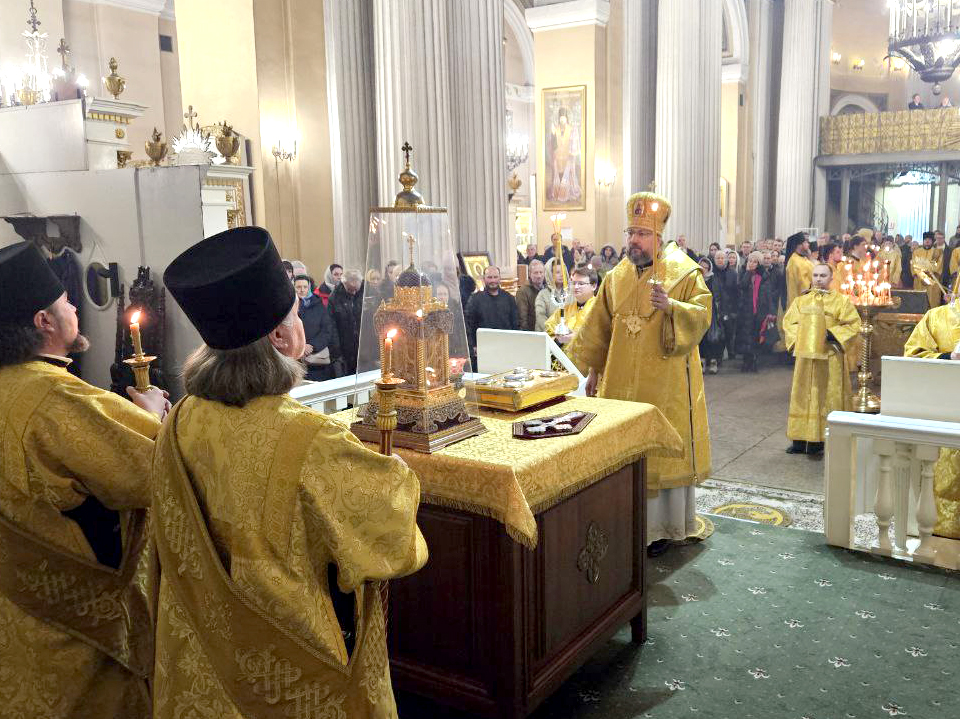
184, 105, 198, 130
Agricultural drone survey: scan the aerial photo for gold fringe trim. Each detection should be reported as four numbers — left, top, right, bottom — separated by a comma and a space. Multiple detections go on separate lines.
419, 492, 539, 550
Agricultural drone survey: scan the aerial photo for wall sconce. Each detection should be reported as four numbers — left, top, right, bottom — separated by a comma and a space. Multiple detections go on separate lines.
852, 58, 865, 71
595, 159, 617, 189
831, 51, 842, 65
890, 56, 907, 73
272, 137, 297, 162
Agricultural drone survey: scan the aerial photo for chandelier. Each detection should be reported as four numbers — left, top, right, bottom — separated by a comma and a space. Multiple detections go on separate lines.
888, 0, 960, 87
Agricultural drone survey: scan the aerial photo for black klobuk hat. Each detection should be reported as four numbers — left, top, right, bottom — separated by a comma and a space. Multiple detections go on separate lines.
0, 242, 66, 325
163, 227, 296, 350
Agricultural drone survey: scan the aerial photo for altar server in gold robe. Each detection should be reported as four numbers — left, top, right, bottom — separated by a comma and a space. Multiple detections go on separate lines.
785, 232, 815, 309
912, 231, 944, 308
154, 227, 428, 719
569, 191, 711, 554
0, 242, 169, 719
878, 236, 902, 289
545, 264, 598, 347
904, 301, 960, 538
783, 263, 861, 456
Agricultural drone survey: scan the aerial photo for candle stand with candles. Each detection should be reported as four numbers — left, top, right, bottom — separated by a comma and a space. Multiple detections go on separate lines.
350, 143, 485, 453
839, 247, 900, 414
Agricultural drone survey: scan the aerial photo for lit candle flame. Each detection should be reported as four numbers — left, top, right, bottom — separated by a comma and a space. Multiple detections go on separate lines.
386, 328, 398, 340
131, 310, 141, 324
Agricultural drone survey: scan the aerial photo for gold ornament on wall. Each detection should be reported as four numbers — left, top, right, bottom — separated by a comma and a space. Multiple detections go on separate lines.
103, 57, 125, 100
214, 122, 241, 165
145, 127, 168, 167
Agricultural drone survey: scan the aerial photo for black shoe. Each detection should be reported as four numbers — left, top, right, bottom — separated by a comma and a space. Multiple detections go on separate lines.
786, 441, 806, 454
647, 539, 672, 557
806, 442, 824, 457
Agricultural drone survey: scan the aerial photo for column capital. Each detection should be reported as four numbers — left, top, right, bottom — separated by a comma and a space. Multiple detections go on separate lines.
525, 0, 610, 33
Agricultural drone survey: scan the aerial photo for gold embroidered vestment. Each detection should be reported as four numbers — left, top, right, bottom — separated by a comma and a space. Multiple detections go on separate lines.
151, 394, 428, 719
783, 290, 861, 442
568, 247, 712, 493
0, 360, 160, 719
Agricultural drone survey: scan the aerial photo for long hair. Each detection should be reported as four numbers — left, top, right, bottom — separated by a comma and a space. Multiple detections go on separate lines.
0, 323, 45, 367
182, 336, 305, 407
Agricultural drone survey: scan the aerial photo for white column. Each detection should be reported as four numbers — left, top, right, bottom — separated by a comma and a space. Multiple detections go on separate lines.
654, 0, 722, 252
373, 0, 454, 209
774, 0, 833, 238
448, 0, 511, 268
324, 0, 377, 270
622, 0, 658, 202
747, 0, 776, 240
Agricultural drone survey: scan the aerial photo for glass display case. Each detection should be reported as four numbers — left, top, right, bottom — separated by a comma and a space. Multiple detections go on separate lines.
350, 144, 485, 452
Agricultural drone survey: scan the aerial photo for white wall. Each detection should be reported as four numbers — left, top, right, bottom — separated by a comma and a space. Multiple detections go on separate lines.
0, 164, 204, 393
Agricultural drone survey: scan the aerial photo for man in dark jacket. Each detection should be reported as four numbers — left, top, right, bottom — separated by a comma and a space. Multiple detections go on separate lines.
516, 259, 546, 331
465, 266, 519, 358
327, 269, 364, 375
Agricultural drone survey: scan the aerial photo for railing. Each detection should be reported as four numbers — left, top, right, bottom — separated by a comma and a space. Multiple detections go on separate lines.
825, 410, 960, 570
819, 107, 960, 156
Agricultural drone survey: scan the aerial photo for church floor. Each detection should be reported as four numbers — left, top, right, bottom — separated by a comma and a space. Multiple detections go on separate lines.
704, 360, 825, 495
397, 516, 960, 719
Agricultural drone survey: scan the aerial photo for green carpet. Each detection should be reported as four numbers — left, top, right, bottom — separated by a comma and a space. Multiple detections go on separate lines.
399, 517, 960, 719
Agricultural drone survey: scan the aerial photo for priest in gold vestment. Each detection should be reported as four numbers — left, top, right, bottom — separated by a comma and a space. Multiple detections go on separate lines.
154, 227, 428, 719
912, 231, 944, 309
0, 242, 169, 719
569, 192, 711, 552
783, 263, 861, 456
544, 264, 598, 347
903, 302, 960, 538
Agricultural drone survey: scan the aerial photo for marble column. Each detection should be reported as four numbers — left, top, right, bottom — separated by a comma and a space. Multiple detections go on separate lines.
747, 0, 777, 240
373, 0, 454, 209
774, 0, 833, 238
448, 0, 511, 268
622, 0, 658, 202
324, 0, 377, 270
654, 0, 722, 251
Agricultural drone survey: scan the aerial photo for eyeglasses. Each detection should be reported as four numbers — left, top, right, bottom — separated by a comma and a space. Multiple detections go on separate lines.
624, 229, 646, 238
571, 280, 593, 287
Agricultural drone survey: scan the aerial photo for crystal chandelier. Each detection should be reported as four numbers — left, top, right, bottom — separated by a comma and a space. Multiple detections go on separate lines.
888, 0, 960, 88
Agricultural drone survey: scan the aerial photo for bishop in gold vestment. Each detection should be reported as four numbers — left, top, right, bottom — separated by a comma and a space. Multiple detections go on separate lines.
569, 192, 711, 545
904, 303, 960, 538
783, 264, 861, 454
155, 227, 428, 719
0, 242, 167, 719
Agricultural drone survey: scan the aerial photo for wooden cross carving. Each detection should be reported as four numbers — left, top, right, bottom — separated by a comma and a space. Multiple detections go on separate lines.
184, 105, 198, 130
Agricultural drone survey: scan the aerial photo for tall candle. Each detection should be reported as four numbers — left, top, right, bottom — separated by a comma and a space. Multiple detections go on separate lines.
130, 310, 144, 356
383, 328, 397, 377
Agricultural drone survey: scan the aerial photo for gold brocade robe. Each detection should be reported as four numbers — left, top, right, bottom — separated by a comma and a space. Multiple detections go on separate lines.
783, 291, 861, 442
786, 253, 815, 309
878, 249, 902, 289
568, 247, 712, 492
0, 359, 160, 719
544, 296, 597, 341
903, 304, 960, 538
153, 394, 428, 719
912, 246, 944, 308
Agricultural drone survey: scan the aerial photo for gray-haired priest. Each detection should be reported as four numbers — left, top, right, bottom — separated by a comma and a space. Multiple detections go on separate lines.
153, 227, 428, 719
0, 242, 168, 718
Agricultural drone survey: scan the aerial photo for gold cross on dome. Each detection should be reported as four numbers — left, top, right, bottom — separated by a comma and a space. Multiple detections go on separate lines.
27, 1, 41, 33
401, 142, 413, 167
406, 233, 417, 265
184, 105, 198, 130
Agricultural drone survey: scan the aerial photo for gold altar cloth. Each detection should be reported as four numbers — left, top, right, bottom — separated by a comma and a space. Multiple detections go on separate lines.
334, 396, 682, 548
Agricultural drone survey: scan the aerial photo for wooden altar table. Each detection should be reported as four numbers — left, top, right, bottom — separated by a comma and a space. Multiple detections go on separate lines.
335, 396, 681, 719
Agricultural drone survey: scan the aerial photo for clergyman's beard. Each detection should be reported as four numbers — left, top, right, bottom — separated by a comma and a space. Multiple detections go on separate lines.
67, 333, 90, 354
629, 247, 651, 267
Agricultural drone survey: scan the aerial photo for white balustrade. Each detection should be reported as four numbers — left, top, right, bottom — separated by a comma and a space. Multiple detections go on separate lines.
825, 410, 960, 570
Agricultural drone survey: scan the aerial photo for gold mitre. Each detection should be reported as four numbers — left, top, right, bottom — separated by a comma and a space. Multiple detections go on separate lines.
856, 228, 873, 242
626, 191, 671, 233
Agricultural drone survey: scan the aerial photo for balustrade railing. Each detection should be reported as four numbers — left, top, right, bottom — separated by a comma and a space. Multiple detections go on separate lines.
819, 108, 960, 156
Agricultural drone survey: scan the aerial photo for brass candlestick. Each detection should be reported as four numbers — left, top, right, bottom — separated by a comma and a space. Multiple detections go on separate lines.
123, 352, 156, 391
853, 304, 882, 414
374, 376, 405, 456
